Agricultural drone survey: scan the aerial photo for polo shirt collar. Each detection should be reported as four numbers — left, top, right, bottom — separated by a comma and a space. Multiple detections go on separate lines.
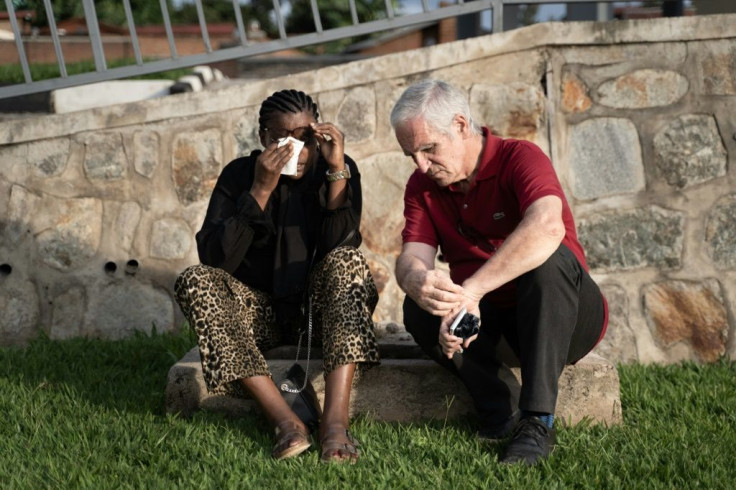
445, 127, 501, 193
475, 127, 502, 181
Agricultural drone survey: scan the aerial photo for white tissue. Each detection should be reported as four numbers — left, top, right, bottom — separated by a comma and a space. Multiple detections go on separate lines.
277, 136, 304, 176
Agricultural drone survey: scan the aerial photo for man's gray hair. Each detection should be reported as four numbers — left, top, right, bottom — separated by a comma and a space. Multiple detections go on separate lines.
390, 79, 481, 135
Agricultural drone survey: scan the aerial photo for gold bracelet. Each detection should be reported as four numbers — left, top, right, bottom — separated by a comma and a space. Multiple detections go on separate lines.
325, 167, 351, 182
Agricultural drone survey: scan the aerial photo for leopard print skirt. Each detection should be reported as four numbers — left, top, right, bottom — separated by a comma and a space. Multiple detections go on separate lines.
174, 246, 380, 397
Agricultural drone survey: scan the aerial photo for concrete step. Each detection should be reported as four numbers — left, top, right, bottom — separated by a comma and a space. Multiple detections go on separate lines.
165, 347, 623, 426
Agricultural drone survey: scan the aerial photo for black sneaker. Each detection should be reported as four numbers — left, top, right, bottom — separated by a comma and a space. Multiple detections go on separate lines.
477, 411, 519, 443
499, 416, 555, 465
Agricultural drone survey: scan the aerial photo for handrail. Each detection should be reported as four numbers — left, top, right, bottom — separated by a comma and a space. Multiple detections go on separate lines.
0, 0, 624, 100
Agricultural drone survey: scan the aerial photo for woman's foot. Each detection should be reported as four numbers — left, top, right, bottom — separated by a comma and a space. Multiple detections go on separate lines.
272, 419, 311, 460
319, 425, 360, 464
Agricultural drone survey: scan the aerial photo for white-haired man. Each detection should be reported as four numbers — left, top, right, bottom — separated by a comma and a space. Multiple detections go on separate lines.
391, 79, 608, 465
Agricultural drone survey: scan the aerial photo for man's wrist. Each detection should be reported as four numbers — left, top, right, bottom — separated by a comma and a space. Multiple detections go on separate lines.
461, 279, 485, 302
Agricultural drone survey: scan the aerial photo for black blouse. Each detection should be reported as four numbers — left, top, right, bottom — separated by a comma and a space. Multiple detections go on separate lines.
196, 150, 362, 312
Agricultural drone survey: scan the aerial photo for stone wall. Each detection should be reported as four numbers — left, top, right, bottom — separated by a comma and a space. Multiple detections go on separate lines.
1, 14, 734, 364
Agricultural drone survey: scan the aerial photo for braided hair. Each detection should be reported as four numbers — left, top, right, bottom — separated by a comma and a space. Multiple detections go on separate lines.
258, 89, 319, 130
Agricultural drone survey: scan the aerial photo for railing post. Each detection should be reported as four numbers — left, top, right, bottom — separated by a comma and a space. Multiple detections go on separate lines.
349, 0, 359, 25
159, 0, 179, 58
42, 0, 68, 77
194, 0, 213, 53
122, 0, 143, 65
272, 0, 287, 40
309, 0, 323, 33
384, 0, 395, 20
233, 0, 249, 46
4, 0, 32, 83
492, 0, 504, 33
81, 0, 107, 72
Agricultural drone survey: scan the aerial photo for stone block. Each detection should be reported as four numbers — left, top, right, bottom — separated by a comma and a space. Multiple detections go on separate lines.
568, 117, 644, 201
83, 133, 127, 180
706, 193, 736, 269
335, 86, 376, 144
0, 275, 40, 346
50, 286, 86, 340
233, 106, 260, 158
469, 82, 546, 149
8, 186, 103, 271
84, 279, 174, 339
696, 40, 736, 95
115, 201, 142, 253
653, 114, 727, 189
150, 218, 192, 260
166, 348, 622, 427
360, 151, 415, 255
27, 137, 70, 177
132, 131, 160, 178
643, 279, 728, 363
592, 283, 638, 364
560, 72, 592, 114
579, 205, 685, 272
596, 69, 688, 109
172, 129, 223, 205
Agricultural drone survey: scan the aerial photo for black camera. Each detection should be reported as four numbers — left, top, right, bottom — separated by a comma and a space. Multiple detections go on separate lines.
449, 307, 480, 339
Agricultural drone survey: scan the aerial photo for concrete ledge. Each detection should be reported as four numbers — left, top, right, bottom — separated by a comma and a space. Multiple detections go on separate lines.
166, 347, 622, 426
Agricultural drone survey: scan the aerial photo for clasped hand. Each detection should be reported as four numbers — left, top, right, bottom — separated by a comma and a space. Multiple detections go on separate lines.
405, 269, 482, 359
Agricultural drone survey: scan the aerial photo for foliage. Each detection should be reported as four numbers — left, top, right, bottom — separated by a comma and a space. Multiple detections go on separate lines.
1, 330, 735, 488
5, 0, 400, 54
0, 58, 191, 84
20, 0, 174, 27
518, 5, 540, 27
286, 0, 393, 33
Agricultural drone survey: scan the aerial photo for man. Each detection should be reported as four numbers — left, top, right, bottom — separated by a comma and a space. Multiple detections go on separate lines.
390, 80, 607, 465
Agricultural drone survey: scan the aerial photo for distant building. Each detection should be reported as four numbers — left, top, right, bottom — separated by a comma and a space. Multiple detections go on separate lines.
343, 17, 458, 56
0, 9, 34, 37
613, 5, 695, 20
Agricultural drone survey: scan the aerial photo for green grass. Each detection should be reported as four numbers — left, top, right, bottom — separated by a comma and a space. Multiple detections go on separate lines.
1, 330, 735, 489
0, 58, 192, 84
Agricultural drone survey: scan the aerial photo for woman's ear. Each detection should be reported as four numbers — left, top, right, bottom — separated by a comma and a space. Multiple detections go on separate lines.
258, 129, 268, 147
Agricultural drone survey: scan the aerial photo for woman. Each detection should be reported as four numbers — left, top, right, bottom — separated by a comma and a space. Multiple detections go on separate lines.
174, 89, 379, 463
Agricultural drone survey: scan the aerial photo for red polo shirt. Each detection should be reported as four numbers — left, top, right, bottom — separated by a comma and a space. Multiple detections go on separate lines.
402, 128, 589, 307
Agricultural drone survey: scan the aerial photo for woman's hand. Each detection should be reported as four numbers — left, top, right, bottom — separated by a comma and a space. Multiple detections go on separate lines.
311, 122, 345, 171
250, 141, 293, 209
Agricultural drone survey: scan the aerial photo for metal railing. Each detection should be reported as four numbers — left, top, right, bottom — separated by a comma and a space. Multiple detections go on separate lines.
1, 1, 622, 100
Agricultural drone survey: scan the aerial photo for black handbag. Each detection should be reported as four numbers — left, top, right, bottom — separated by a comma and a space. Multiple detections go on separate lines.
277, 296, 322, 433
278, 363, 322, 433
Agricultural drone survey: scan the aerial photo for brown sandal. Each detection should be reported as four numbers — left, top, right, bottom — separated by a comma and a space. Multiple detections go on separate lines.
320, 427, 360, 464
272, 420, 311, 460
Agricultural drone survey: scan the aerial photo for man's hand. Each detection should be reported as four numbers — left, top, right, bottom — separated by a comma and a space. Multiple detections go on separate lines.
403, 269, 465, 317
439, 303, 481, 358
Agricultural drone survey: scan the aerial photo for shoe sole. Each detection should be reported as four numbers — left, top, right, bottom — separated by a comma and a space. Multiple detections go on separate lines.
274, 440, 311, 460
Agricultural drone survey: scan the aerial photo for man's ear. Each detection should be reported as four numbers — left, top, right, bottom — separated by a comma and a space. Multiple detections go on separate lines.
454, 114, 471, 138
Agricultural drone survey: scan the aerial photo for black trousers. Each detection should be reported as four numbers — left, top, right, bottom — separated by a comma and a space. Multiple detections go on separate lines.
403, 244, 605, 423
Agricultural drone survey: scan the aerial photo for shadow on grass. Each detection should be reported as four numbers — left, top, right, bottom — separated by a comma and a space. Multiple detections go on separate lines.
0, 326, 516, 465
0, 327, 294, 453
0, 327, 201, 416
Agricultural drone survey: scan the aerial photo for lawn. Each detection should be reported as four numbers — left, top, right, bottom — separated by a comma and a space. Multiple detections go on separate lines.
1, 329, 734, 489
